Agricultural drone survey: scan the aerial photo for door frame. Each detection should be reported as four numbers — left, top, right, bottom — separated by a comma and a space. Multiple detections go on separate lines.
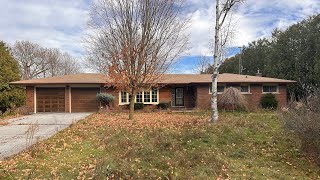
174, 87, 184, 107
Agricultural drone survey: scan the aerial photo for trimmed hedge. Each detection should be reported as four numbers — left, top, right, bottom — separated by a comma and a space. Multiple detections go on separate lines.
260, 93, 278, 109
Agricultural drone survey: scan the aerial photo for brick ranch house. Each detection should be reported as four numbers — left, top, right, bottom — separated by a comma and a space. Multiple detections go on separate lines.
10, 73, 295, 113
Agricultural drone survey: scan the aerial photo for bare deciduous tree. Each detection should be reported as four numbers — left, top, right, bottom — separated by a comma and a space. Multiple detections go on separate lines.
211, 0, 243, 122
43, 48, 60, 77
12, 41, 81, 79
86, 0, 189, 120
195, 55, 211, 74
12, 41, 47, 80
85, 47, 109, 74
58, 52, 81, 76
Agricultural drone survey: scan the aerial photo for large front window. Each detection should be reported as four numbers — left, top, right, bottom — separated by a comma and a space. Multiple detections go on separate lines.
119, 89, 159, 105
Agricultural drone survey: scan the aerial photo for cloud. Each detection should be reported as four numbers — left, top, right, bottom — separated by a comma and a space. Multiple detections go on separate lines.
0, 0, 319, 73
232, 0, 320, 46
0, 0, 89, 58
183, 0, 320, 55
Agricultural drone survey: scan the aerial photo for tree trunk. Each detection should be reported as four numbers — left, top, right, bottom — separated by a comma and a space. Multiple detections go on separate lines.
211, 0, 220, 123
129, 88, 136, 120
211, 74, 218, 122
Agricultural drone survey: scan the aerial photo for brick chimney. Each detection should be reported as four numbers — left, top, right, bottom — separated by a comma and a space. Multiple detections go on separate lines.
256, 69, 262, 77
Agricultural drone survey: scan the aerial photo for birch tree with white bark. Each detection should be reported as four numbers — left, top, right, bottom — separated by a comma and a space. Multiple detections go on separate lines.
211, 0, 243, 122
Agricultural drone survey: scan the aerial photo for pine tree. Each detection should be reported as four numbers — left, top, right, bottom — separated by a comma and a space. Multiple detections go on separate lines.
0, 41, 25, 112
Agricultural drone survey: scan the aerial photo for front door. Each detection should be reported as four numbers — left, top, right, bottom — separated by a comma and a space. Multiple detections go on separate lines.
175, 87, 184, 106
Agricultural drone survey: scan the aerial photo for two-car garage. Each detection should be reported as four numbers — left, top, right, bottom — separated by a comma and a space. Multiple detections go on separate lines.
36, 87, 100, 113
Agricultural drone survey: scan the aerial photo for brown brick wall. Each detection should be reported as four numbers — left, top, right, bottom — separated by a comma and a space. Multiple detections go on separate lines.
95, 83, 288, 111
26, 86, 34, 113
196, 84, 211, 109
195, 83, 288, 110
244, 84, 287, 109
278, 84, 287, 107
65, 86, 70, 113
159, 87, 172, 103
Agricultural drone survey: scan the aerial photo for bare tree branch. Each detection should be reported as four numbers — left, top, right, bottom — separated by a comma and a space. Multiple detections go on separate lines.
85, 0, 189, 119
12, 41, 81, 79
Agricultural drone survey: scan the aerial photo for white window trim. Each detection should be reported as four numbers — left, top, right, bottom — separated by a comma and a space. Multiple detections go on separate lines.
209, 84, 252, 95
262, 84, 280, 94
118, 90, 159, 105
209, 84, 226, 95
119, 91, 129, 105
240, 84, 252, 94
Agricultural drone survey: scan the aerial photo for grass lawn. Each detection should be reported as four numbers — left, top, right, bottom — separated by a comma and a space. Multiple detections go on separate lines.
0, 111, 319, 179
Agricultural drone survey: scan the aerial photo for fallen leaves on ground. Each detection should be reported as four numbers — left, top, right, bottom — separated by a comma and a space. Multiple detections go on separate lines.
91, 112, 208, 131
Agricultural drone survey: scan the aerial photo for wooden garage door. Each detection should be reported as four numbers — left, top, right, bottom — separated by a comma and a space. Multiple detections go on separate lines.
71, 88, 100, 112
37, 88, 65, 112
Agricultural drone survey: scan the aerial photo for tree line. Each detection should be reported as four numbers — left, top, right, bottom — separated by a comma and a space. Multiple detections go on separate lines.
13, 41, 81, 80
215, 14, 320, 97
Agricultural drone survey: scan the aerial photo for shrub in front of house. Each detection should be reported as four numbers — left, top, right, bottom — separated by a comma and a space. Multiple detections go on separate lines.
260, 93, 278, 109
157, 102, 171, 110
134, 103, 144, 110
96, 93, 115, 108
218, 87, 248, 111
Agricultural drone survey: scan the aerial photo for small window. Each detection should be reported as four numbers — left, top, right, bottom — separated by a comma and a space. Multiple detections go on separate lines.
144, 91, 150, 102
152, 89, 158, 102
263, 86, 278, 93
217, 86, 225, 93
136, 92, 143, 103
209, 85, 225, 93
121, 92, 127, 103
241, 85, 249, 93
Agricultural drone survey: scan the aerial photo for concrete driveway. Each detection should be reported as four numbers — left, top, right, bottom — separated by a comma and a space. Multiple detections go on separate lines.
0, 113, 91, 160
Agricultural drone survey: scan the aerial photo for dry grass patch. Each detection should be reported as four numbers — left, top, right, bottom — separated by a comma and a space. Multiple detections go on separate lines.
1, 111, 319, 179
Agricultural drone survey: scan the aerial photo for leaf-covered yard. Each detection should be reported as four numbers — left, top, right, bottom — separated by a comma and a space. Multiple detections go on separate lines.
0, 111, 319, 179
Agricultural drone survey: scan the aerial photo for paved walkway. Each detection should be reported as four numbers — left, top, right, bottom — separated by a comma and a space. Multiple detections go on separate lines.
0, 113, 91, 160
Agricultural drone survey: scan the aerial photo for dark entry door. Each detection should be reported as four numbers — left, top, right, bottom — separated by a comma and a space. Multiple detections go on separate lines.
175, 88, 184, 106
